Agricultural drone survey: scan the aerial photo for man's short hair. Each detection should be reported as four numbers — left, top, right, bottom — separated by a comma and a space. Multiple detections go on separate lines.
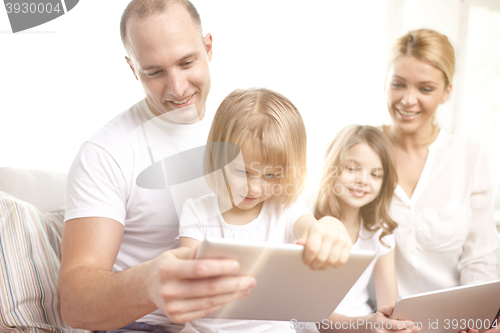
120, 0, 202, 50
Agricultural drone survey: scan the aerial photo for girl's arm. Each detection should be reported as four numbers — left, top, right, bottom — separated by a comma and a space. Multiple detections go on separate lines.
319, 308, 419, 333
293, 214, 352, 269
373, 249, 399, 309
180, 237, 202, 250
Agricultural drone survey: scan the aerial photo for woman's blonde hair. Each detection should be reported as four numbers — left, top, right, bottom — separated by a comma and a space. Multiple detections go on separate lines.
206, 88, 307, 207
314, 125, 398, 246
388, 29, 455, 87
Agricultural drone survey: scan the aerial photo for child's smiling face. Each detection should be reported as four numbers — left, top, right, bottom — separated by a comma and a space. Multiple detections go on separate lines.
333, 142, 384, 211
227, 145, 283, 212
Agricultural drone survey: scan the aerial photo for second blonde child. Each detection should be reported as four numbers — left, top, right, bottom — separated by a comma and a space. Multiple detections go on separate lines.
315, 125, 418, 333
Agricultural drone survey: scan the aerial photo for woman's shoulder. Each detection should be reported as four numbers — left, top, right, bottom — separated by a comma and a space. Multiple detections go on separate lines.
431, 130, 491, 186
439, 129, 485, 154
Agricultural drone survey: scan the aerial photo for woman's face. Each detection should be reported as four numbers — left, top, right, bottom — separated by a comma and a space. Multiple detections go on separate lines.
386, 56, 452, 135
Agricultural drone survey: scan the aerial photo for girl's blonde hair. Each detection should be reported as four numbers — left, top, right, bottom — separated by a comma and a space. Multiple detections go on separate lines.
388, 29, 455, 87
314, 125, 398, 246
206, 88, 307, 206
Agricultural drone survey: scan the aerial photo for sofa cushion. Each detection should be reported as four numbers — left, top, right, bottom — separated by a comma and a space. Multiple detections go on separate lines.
0, 167, 67, 213
0, 191, 88, 333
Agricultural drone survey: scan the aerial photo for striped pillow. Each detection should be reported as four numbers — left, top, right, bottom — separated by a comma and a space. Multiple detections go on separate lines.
0, 191, 89, 333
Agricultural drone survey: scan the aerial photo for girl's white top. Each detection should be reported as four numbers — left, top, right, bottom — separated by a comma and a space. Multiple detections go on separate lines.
179, 194, 312, 333
391, 129, 499, 297
334, 224, 395, 316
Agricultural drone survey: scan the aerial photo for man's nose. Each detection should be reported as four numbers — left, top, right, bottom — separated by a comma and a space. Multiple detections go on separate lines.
165, 69, 188, 98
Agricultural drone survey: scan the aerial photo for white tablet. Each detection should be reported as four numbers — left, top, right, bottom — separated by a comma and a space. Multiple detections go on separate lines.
195, 237, 376, 322
391, 280, 500, 333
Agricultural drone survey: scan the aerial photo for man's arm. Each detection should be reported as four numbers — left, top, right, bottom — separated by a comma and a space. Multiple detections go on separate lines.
180, 236, 202, 250
59, 217, 256, 330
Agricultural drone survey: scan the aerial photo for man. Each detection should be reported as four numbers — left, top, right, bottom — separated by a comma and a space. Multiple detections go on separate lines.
59, 1, 256, 331
59, 1, 352, 332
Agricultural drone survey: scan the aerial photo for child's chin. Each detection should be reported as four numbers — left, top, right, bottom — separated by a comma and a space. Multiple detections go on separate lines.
347, 199, 367, 208
236, 204, 256, 210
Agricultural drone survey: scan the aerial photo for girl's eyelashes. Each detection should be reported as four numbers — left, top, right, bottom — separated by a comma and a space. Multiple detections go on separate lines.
264, 173, 277, 179
344, 165, 384, 178
233, 168, 247, 175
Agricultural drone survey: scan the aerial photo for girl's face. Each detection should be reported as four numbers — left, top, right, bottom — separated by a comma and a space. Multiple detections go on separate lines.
386, 56, 452, 135
227, 146, 282, 212
333, 142, 384, 211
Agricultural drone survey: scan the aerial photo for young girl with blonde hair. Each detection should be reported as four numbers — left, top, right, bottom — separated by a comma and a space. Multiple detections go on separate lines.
315, 125, 417, 333
178, 88, 352, 333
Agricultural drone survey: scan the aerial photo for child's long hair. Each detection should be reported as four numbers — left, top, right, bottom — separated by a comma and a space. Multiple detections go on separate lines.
314, 125, 398, 246
206, 88, 307, 207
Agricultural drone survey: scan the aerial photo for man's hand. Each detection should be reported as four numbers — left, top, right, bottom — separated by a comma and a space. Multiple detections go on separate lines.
295, 215, 352, 270
59, 218, 256, 330
145, 246, 256, 323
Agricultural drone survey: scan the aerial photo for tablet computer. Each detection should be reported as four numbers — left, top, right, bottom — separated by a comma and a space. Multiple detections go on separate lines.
195, 237, 376, 322
391, 280, 500, 333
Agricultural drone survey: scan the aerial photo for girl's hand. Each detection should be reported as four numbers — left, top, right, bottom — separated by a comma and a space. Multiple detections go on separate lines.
369, 306, 421, 333
296, 215, 352, 270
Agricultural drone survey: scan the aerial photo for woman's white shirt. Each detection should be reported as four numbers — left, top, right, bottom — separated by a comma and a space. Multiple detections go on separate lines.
391, 129, 499, 297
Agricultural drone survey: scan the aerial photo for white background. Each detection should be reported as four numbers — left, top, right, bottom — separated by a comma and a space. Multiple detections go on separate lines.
0, 0, 498, 214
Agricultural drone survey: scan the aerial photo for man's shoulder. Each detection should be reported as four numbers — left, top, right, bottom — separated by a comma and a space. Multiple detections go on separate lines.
186, 194, 218, 211
86, 99, 150, 147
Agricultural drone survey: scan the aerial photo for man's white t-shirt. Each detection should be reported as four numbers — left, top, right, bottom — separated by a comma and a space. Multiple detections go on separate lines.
65, 99, 212, 331
178, 193, 312, 333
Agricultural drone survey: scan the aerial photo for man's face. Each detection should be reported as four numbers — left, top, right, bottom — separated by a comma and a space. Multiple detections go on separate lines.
126, 5, 212, 123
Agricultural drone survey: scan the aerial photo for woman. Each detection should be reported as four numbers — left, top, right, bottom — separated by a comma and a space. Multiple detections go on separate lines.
382, 29, 498, 297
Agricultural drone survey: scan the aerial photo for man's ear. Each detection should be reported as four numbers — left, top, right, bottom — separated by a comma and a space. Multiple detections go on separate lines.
440, 83, 452, 104
125, 56, 139, 81
204, 33, 213, 62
